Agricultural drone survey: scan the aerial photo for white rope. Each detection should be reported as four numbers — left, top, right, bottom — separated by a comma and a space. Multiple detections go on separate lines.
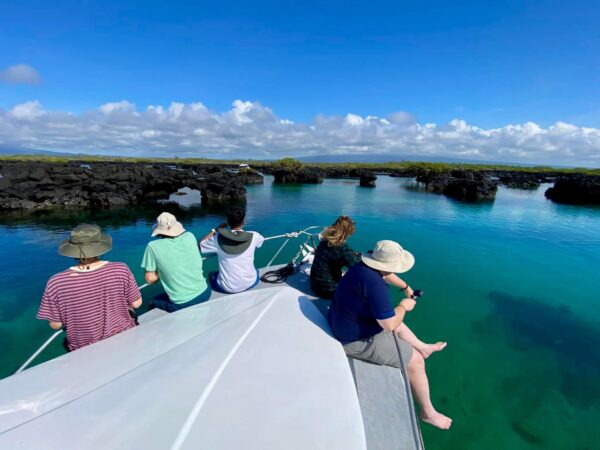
262, 226, 320, 241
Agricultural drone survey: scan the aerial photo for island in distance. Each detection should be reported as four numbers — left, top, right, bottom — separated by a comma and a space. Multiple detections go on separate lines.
0, 156, 598, 211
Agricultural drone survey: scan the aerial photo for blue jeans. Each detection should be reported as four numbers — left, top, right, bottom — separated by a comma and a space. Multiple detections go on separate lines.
150, 289, 211, 313
209, 270, 260, 294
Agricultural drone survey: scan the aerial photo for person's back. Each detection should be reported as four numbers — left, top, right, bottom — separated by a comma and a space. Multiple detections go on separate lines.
37, 224, 142, 351
328, 262, 392, 344
310, 240, 360, 298
143, 232, 207, 302
310, 216, 360, 299
327, 240, 453, 431
200, 207, 264, 294
142, 212, 210, 313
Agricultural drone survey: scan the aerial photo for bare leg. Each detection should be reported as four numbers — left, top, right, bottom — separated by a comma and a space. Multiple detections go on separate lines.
395, 322, 447, 359
407, 351, 452, 430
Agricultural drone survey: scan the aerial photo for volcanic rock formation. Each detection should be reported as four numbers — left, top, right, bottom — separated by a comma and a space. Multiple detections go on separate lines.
545, 176, 600, 205
0, 161, 253, 210
358, 170, 377, 188
417, 170, 498, 202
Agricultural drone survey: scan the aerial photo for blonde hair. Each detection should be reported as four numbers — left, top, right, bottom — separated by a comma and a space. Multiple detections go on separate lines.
321, 216, 356, 247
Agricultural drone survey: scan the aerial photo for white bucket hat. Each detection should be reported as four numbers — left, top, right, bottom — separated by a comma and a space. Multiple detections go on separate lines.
361, 240, 415, 273
152, 212, 186, 237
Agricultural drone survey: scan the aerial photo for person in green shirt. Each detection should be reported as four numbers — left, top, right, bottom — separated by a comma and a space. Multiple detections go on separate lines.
141, 212, 211, 312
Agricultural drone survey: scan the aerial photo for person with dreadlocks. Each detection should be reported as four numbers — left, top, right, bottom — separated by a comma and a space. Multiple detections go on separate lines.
37, 224, 142, 351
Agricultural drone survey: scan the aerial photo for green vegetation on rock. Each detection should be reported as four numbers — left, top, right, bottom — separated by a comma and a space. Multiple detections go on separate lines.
1, 154, 598, 176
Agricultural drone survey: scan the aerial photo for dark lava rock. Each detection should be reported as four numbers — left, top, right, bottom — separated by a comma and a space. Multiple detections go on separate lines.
498, 175, 541, 189
417, 170, 498, 202
0, 161, 247, 211
358, 170, 377, 188
238, 168, 264, 185
545, 176, 600, 205
201, 172, 246, 202
272, 168, 324, 184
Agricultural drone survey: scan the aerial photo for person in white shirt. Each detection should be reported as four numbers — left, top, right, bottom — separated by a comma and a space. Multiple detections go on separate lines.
199, 207, 265, 293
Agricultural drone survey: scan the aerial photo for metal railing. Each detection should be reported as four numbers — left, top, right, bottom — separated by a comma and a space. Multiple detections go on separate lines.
14, 226, 321, 375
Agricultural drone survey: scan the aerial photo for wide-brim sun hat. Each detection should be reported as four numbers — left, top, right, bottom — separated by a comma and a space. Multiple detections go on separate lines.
59, 223, 113, 258
361, 240, 415, 273
152, 212, 186, 237
217, 228, 253, 255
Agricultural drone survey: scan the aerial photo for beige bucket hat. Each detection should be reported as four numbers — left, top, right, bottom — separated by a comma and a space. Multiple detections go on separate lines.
361, 240, 415, 273
152, 212, 186, 237
59, 224, 113, 258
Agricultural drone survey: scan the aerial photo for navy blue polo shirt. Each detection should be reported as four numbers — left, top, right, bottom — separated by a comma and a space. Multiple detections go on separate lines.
327, 262, 396, 344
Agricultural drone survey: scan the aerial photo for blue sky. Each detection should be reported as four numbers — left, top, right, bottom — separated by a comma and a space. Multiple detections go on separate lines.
1, 0, 599, 165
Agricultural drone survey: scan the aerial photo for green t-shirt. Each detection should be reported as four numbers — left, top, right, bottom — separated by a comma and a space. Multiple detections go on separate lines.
141, 232, 209, 303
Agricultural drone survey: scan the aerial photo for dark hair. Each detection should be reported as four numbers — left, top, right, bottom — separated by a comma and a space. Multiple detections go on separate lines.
227, 207, 246, 228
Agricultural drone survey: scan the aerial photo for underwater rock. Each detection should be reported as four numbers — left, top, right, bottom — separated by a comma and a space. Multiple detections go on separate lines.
484, 291, 600, 409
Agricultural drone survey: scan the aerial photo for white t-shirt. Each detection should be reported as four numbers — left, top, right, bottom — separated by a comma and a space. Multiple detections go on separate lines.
200, 230, 265, 293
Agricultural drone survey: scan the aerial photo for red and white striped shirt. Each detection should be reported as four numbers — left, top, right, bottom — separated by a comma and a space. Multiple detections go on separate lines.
37, 262, 141, 351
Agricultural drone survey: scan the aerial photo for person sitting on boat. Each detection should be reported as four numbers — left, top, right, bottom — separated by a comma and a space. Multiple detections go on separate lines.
310, 215, 419, 300
310, 216, 362, 299
199, 207, 264, 294
328, 240, 452, 430
141, 212, 211, 312
37, 224, 142, 352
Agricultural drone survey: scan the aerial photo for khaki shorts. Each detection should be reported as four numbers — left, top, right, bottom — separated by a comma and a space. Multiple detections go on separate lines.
343, 331, 413, 368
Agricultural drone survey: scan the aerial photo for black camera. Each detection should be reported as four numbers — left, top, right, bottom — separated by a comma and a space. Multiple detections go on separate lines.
411, 289, 423, 299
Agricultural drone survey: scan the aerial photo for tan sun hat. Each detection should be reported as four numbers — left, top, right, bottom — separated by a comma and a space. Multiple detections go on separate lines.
59, 224, 112, 258
361, 240, 415, 273
152, 212, 186, 237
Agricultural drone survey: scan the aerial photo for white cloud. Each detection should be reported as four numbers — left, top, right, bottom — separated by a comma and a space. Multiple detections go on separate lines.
0, 64, 41, 85
98, 101, 135, 115
0, 99, 599, 166
9, 101, 46, 120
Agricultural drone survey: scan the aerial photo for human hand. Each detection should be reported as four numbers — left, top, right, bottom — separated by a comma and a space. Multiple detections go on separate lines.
405, 285, 414, 298
399, 298, 417, 312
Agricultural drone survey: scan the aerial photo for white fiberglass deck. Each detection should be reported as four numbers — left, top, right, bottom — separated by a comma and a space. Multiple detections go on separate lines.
0, 285, 365, 450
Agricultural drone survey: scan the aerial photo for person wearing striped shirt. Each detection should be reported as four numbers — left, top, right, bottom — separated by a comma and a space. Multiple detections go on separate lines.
37, 224, 142, 351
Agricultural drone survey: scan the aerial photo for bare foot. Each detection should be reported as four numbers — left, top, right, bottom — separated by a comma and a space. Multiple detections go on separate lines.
421, 410, 452, 430
417, 341, 447, 359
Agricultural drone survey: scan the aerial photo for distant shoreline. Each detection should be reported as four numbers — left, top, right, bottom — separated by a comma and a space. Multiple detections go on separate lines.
1, 154, 598, 176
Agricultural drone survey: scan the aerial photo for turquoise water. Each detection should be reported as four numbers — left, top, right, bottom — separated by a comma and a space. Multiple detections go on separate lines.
1, 176, 599, 449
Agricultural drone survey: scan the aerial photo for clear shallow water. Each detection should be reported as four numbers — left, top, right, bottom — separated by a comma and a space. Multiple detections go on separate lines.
1, 176, 599, 449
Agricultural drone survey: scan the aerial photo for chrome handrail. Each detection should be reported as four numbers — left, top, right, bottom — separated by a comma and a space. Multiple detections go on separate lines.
14, 226, 321, 375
